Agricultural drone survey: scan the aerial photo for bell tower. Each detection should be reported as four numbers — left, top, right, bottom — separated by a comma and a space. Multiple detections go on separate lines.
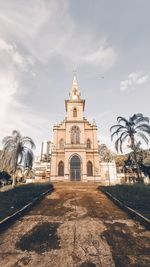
65, 76, 85, 121
50, 75, 105, 183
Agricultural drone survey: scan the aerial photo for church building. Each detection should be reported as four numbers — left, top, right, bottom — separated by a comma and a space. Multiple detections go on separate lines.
50, 76, 106, 182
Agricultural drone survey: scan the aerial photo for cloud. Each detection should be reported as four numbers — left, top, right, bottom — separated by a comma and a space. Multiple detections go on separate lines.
120, 72, 149, 91
0, 37, 34, 98
0, 71, 18, 123
0, 37, 35, 145
136, 75, 149, 84
0, 0, 117, 155
0, 38, 34, 71
0, 0, 116, 69
82, 45, 115, 67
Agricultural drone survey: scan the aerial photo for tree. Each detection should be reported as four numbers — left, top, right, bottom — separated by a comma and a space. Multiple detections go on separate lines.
114, 154, 128, 168
133, 148, 150, 165
110, 113, 150, 181
1, 130, 35, 186
99, 144, 114, 162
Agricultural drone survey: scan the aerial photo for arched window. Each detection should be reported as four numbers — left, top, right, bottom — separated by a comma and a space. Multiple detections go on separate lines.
73, 107, 77, 117
87, 161, 93, 176
58, 161, 64, 176
87, 139, 91, 149
70, 155, 81, 181
59, 139, 64, 149
71, 126, 80, 144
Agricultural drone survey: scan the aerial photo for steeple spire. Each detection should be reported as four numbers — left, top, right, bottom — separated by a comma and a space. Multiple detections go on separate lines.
72, 75, 78, 87
69, 75, 81, 101
65, 75, 85, 112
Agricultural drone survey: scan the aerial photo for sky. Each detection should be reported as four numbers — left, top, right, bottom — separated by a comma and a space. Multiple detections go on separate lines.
0, 0, 150, 155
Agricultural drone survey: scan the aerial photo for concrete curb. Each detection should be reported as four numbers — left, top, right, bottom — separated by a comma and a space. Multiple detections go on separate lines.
0, 187, 54, 232
101, 189, 150, 230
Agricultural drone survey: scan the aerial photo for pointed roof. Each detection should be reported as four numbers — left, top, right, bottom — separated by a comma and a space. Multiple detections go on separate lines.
69, 75, 81, 101
65, 75, 85, 111
72, 75, 78, 88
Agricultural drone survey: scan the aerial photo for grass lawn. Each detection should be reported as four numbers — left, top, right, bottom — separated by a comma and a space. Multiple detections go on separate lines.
0, 183, 53, 221
100, 184, 150, 220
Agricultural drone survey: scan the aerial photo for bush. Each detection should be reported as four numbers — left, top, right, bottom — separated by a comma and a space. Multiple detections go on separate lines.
0, 171, 12, 187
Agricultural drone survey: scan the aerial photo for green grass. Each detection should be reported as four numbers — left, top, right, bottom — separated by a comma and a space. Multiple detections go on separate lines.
0, 183, 53, 221
101, 184, 150, 219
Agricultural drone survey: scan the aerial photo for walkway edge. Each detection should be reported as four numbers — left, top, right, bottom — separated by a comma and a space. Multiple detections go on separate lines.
101, 189, 150, 230
0, 187, 54, 232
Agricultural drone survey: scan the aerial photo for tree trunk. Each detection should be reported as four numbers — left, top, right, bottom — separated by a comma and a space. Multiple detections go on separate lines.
11, 150, 19, 187
12, 173, 16, 187
131, 137, 143, 182
133, 150, 142, 182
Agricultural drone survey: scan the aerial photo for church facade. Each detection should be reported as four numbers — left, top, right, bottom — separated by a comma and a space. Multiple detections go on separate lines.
50, 76, 107, 182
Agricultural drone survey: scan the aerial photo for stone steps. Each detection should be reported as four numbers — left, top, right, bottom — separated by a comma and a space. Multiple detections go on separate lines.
51, 181, 102, 190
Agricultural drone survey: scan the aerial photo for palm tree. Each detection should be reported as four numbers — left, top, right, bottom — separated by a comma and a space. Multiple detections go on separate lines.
1, 130, 35, 186
110, 113, 150, 181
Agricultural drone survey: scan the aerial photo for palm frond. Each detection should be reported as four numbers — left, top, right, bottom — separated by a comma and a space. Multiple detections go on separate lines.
119, 133, 129, 153
2, 136, 14, 145
3, 140, 16, 149
21, 137, 36, 149
131, 113, 144, 121
111, 126, 127, 140
135, 124, 150, 134
12, 130, 21, 138
24, 149, 34, 169
117, 116, 129, 124
135, 116, 149, 124
114, 138, 120, 153
18, 150, 24, 164
110, 124, 122, 132
136, 133, 149, 145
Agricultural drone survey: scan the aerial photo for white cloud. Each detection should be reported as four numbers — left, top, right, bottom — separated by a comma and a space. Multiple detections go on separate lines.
0, 37, 34, 96
0, 1, 116, 69
120, 72, 149, 91
136, 75, 149, 84
0, 38, 34, 71
0, 38, 12, 50
80, 43, 116, 68
0, 0, 117, 155
0, 37, 36, 146
0, 72, 18, 123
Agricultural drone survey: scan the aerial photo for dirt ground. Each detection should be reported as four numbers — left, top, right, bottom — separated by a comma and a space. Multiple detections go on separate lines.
0, 182, 150, 267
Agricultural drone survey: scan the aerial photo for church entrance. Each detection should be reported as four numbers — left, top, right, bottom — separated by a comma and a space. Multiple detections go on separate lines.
70, 155, 81, 181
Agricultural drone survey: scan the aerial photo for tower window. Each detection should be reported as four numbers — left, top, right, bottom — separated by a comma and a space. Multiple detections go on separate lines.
73, 107, 77, 117
71, 126, 80, 144
59, 139, 64, 149
87, 139, 91, 149
58, 161, 64, 176
87, 161, 93, 176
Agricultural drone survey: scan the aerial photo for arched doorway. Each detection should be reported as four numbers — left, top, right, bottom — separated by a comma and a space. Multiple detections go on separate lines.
70, 155, 81, 181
